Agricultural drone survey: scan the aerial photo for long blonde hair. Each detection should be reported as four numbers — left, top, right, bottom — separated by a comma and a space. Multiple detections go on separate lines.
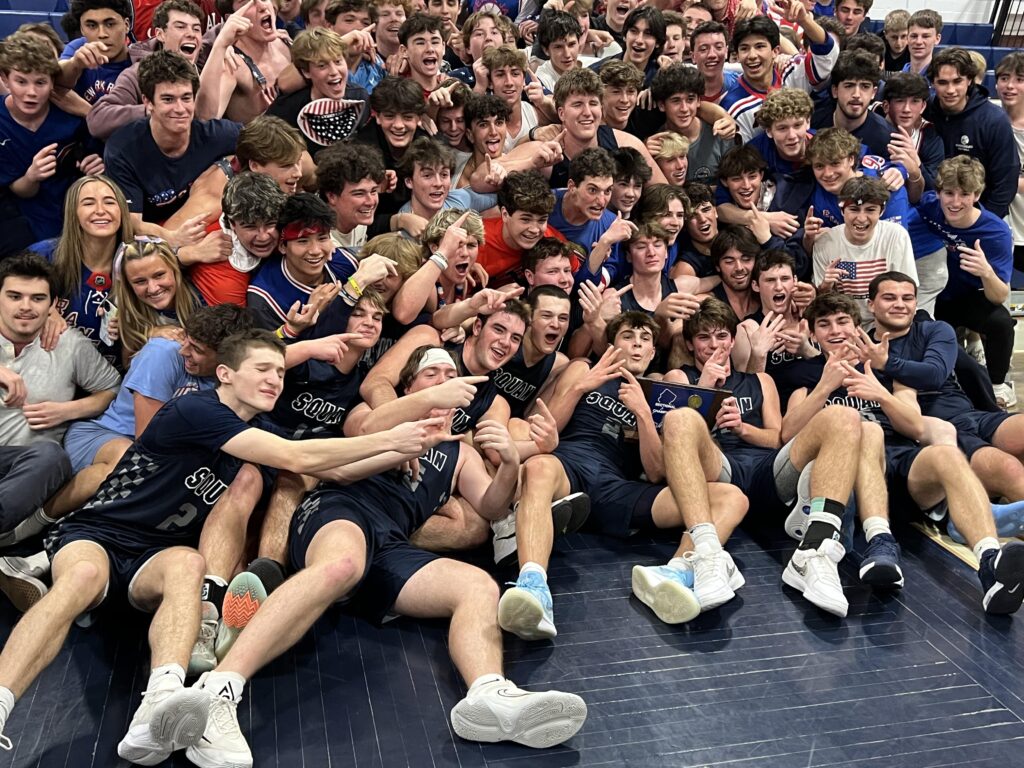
53, 175, 132, 299
113, 240, 200, 354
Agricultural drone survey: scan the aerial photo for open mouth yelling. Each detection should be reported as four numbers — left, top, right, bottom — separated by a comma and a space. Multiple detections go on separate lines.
260, 14, 274, 31
179, 42, 198, 57
771, 291, 788, 309
421, 54, 439, 71
453, 261, 470, 277
542, 331, 560, 347
488, 345, 509, 364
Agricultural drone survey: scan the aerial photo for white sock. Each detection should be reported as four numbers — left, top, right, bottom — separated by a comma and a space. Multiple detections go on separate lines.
862, 516, 891, 542
668, 556, 692, 573
974, 537, 1001, 561
0, 685, 14, 727
519, 562, 547, 581
147, 664, 185, 693
468, 673, 504, 693
689, 523, 721, 552
203, 671, 246, 703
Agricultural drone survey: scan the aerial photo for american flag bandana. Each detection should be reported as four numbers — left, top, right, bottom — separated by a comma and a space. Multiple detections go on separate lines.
297, 99, 365, 148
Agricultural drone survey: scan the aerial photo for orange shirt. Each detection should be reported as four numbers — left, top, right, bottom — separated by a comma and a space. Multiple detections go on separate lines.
478, 218, 566, 288
189, 221, 251, 307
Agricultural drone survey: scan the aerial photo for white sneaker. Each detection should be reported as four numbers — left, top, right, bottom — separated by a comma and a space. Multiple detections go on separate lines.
966, 338, 986, 366
994, 382, 1017, 409
188, 603, 218, 677
117, 678, 182, 765
722, 551, 745, 592
185, 690, 253, 768
782, 538, 848, 617
491, 510, 517, 568
450, 678, 587, 749
685, 546, 735, 611
0, 556, 47, 612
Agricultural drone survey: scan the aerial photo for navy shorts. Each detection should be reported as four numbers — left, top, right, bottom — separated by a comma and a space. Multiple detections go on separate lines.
45, 522, 166, 612
288, 486, 439, 625
553, 447, 661, 537
950, 410, 1014, 458
724, 448, 787, 518
884, 438, 934, 521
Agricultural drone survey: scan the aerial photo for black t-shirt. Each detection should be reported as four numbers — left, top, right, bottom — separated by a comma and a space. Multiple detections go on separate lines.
104, 118, 242, 222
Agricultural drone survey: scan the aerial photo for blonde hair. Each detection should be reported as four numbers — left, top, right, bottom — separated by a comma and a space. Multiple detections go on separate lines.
967, 50, 987, 84
423, 209, 485, 251
113, 240, 201, 354
360, 233, 422, 281
654, 132, 690, 160
291, 27, 347, 72
53, 175, 133, 300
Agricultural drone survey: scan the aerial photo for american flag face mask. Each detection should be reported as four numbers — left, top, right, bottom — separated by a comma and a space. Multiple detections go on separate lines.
297, 99, 365, 148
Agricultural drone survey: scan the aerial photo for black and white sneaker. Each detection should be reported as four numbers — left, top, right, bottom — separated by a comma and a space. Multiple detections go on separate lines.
979, 541, 1024, 614
859, 533, 904, 589
491, 493, 590, 568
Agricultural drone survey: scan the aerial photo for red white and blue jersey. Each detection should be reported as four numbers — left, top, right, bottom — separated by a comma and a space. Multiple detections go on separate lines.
246, 251, 359, 330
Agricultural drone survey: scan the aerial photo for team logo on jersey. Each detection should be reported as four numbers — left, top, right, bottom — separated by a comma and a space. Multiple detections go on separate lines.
955, 135, 974, 152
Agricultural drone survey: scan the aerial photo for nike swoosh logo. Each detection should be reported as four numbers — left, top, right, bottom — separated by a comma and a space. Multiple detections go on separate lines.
495, 688, 529, 698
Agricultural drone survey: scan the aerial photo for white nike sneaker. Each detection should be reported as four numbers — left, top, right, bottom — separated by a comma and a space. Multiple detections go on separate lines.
722, 551, 745, 592
631, 564, 701, 624
450, 678, 587, 749
782, 538, 848, 617
685, 546, 735, 611
117, 675, 183, 765
185, 689, 253, 768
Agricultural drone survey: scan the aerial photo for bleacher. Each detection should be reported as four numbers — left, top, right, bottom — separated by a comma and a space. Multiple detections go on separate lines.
0, 0, 69, 41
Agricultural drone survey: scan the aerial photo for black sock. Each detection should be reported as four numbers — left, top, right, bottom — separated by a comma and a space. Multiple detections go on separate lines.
202, 577, 228, 616
247, 558, 286, 595
798, 498, 846, 551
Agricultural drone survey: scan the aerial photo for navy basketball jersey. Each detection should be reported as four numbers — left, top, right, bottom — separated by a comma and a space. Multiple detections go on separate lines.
748, 310, 827, 410
618, 274, 677, 316
447, 342, 502, 434
681, 365, 766, 453
270, 360, 366, 439
491, 347, 556, 419
557, 377, 639, 468
48, 390, 272, 552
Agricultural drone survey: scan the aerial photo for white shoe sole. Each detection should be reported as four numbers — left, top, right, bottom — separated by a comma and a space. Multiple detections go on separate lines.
782, 562, 848, 617
497, 588, 556, 641
116, 725, 171, 766
784, 505, 809, 541
149, 688, 210, 751
0, 557, 47, 612
631, 567, 700, 624
184, 744, 253, 768
451, 691, 587, 748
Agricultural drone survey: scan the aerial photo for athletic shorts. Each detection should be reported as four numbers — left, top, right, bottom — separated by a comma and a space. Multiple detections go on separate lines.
883, 438, 940, 522
553, 447, 661, 537
45, 522, 165, 612
720, 439, 797, 518
950, 410, 1014, 459
288, 486, 439, 626
63, 420, 128, 474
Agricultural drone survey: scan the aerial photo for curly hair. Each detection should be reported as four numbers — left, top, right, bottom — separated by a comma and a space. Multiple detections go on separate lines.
756, 87, 813, 129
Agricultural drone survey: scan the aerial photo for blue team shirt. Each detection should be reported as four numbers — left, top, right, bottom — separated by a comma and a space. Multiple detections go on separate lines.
246, 252, 359, 329
548, 189, 624, 285
0, 102, 92, 241
811, 159, 910, 228
913, 191, 1014, 299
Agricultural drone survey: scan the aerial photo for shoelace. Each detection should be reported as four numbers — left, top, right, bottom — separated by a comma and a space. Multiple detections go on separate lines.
685, 550, 721, 584
199, 621, 217, 643
210, 696, 240, 735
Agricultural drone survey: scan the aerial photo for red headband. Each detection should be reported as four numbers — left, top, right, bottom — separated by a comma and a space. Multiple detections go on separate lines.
280, 222, 329, 242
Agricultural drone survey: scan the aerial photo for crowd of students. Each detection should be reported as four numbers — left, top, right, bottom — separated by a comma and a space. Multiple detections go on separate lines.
0, 0, 1024, 764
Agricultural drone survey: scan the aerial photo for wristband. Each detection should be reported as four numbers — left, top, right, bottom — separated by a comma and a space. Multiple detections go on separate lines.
276, 324, 299, 340
346, 276, 363, 297
429, 251, 449, 270
339, 286, 358, 306
528, 126, 538, 141
908, 173, 922, 183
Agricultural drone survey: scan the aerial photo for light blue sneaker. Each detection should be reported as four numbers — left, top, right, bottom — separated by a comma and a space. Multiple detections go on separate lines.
948, 500, 1024, 544
498, 571, 556, 641
631, 564, 701, 624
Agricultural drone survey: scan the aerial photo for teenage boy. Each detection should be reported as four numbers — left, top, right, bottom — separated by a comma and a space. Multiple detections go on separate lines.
246, 193, 360, 330
834, 0, 870, 38
864, 272, 1024, 535
500, 311, 749, 639
199, 0, 293, 124
523, 237, 577, 294
676, 297, 885, 617
904, 10, 942, 78
598, 59, 644, 132
315, 141, 385, 249
592, 0, 637, 49
0, 328, 450, 759
650, 64, 732, 183
878, 72, 945, 190
592, 6, 666, 88
150, 345, 586, 766
610, 147, 651, 219
995, 52, 1024, 275
716, 144, 801, 239
926, 47, 1018, 221
810, 176, 917, 322
479, 171, 562, 288
482, 45, 547, 151
812, 50, 893, 160
104, 50, 241, 241
87, 0, 205, 140
57, 0, 133, 105
690, 21, 738, 104
879, 9, 910, 78
0, 34, 104, 252
266, 27, 370, 155
793, 292, 1024, 616
722, 7, 838, 143
535, 10, 584, 91
914, 157, 1016, 408
548, 67, 666, 188
707, 224, 762, 322
398, 13, 447, 94
397, 138, 497, 236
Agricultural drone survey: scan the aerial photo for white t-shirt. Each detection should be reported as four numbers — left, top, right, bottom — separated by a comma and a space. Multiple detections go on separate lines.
1008, 125, 1024, 246
506, 102, 539, 152
812, 220, 918, 322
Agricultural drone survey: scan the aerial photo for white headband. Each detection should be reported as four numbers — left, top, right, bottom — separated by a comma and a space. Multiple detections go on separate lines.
416, 348, 457, 375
